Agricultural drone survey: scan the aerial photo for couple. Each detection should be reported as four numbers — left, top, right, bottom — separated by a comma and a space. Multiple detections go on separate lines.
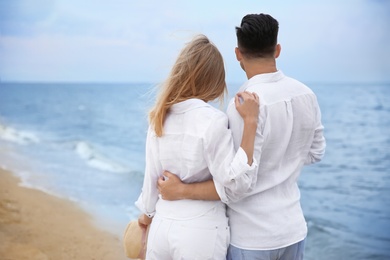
135, 13, 326, 260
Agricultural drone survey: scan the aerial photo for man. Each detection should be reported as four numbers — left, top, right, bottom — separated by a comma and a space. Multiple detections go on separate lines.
158, 13, 326, 260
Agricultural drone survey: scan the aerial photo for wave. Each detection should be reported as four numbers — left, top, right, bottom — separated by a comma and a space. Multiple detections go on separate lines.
74, 141, 129, 173
0, 122, 131, 174
0, 123, 40, 145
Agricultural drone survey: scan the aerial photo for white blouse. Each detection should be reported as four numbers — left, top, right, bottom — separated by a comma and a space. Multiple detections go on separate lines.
135, 98, 257, 220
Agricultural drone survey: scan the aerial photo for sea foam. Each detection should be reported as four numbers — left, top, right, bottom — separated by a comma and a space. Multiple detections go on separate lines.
0, 123, 40, 145
74, 141, 129, 173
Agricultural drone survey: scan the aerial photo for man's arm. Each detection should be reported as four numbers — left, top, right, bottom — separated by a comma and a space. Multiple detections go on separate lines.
158, 171, 219, 201
304, 99, 326, 165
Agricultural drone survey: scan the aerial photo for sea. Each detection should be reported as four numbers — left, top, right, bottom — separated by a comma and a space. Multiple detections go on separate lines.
0, 82, 389, 260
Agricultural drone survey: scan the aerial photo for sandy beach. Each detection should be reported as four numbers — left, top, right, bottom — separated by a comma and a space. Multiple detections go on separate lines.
0, 167, 129, 260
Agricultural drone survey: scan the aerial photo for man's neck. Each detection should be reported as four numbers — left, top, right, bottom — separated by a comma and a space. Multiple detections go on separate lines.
244, 58, 277, 79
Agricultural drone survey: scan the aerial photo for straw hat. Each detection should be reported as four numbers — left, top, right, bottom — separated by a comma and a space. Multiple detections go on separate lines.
123, 220, 149, 259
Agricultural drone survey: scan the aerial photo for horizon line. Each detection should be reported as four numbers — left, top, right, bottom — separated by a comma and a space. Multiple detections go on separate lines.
1, 80, 389, 86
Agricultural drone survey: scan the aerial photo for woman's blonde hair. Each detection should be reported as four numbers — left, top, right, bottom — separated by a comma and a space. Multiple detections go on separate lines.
149, 34, 227, 137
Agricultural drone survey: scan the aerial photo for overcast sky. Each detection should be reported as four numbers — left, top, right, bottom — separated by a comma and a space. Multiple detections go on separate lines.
0, 0, 389, 84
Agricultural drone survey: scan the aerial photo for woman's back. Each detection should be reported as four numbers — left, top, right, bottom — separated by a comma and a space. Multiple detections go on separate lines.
160, 99, 227, 183
154, 98, 228, 219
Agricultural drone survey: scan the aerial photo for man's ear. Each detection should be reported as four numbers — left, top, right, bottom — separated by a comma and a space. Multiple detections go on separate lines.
275, 44, 281, 58
235, 47, 242, 61
235, 47, 246, 72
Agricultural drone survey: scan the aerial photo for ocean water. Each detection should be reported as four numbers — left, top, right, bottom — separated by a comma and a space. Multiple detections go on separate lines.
0, 82, 389, 259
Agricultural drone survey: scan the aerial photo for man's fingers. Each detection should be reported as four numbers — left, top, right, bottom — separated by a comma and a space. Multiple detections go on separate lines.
163, 171, 175, 177
157, 176, 164, 187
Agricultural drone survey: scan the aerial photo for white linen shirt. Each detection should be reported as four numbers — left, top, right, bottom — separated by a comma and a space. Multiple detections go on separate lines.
135, 99, 258, 220
215, 71, 326, 250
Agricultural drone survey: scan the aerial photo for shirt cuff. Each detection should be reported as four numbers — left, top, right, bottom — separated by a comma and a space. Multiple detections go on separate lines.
231, 147, 258, 179
214, 181, 229, 204
134, 194, 155, 218
214, 148, 258, 204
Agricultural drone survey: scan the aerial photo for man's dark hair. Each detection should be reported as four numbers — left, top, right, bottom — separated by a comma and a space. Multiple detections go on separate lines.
235, 13, 279, 58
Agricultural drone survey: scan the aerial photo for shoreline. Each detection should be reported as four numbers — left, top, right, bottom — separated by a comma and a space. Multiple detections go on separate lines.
0, 167, 129, 259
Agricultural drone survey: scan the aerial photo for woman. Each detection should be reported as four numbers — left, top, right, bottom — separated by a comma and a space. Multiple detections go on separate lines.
135, 34, 259, 259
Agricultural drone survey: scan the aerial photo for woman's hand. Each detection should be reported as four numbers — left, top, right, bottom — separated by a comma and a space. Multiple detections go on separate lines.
235, 91, 260, 166
138, 214, 152, 230
235, 91, 260, 123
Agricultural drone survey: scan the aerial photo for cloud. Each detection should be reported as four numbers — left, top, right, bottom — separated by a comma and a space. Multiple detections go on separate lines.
0, 0, 389, 83
273, 0, 390, 82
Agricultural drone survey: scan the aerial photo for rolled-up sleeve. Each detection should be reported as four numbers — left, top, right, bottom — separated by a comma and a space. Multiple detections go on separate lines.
203, 113, 258, 204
